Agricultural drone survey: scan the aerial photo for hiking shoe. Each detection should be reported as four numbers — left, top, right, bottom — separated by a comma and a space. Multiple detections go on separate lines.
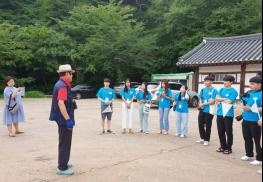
57, 168, 74, 176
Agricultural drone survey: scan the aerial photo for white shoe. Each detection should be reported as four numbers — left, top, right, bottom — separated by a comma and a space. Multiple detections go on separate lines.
175, 134, 180, 137
196, 139, 204, 144
241, 156, 253, 161
250, 160, 262, 166
180, 135, 185, 138
257, 169, 262, 175
203, 141, 209, 146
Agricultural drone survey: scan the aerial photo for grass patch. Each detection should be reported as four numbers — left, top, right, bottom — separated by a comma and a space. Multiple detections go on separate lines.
25, 91, 45, 98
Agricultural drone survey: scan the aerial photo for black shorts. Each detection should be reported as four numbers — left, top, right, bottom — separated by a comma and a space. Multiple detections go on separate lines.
101, 105, 113, 121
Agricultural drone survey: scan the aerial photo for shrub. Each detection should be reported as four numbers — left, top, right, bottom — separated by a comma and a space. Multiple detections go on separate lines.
25, 91, 45, 98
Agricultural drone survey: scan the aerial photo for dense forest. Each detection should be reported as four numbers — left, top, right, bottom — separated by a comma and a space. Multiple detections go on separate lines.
0, 0, 262, 93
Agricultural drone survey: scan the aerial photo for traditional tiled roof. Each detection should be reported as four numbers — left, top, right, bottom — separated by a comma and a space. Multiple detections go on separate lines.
177, 33, 262, 67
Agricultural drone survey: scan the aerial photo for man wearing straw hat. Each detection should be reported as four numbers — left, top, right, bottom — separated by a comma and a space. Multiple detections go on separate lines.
49, 64, 76, 176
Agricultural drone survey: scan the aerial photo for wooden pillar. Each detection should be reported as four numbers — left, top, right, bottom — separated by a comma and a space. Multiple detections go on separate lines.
240, 63, 246, 95
194, 67, 199, 93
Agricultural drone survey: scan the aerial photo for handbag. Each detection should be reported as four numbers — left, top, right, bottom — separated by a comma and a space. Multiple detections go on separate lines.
102, 105, 113, 113
143, 103, 151, 114
8, 93, 19, 115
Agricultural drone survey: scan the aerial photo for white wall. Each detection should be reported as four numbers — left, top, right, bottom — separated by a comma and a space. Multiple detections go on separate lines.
245, 73, 259, 85
199, 65, 241, 73
197, 63, 262, 96
246, 63, 262, 72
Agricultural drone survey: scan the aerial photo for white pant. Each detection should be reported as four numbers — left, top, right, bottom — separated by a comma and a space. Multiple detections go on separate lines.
122, 102, 134, 129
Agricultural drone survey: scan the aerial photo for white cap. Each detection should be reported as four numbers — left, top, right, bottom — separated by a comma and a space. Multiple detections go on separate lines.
57, 64, 75, 73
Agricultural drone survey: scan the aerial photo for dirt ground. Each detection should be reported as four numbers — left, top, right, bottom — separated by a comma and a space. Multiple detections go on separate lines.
0, 98, 262, 182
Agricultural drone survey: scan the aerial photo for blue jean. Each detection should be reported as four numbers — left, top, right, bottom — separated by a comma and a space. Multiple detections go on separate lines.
138, 104, 149, 132
159, 108, 170, 132
175, 111, 189, 136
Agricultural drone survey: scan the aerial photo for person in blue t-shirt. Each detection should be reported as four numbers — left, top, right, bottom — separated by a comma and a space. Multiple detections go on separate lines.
96, 78, 116, 135
197, 76, 218, 146
173, 85, 190, 138
240, 76, 262, 166
216, 75, 238, 154
136, 82, 153, 134
156, 80, 173, 135
257, 119, 262, 176
120, 79, 136, 134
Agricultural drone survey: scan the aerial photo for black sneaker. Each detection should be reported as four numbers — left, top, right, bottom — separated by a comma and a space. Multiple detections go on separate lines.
223, 149, 233, 155
100, 130, 106, 135
107, 130, 115, 134
216, 147, 225, 153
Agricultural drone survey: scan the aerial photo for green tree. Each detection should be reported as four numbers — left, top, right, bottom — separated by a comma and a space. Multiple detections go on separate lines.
0, 0, 262, 92
0, 22, 31, 79
14, 25, 74, 92
60, 4, 158, 84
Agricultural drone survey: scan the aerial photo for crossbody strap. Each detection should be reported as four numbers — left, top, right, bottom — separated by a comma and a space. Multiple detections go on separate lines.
8, 92, 16, 107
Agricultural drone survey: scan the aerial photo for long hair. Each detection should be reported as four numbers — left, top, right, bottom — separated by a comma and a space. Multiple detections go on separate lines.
178, 85, 188, 101
124, 78, 131, 93
161, 80, 169, 94
142, 82, 149, 99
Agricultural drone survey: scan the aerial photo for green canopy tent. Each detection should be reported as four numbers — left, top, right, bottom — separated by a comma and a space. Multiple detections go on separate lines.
151, 72, 194, 90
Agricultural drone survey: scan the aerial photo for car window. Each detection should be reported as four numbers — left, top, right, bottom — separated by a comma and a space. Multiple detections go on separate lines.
169, 83, 182, 91
133, 85, 140, 88
148, 85, 158, 90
